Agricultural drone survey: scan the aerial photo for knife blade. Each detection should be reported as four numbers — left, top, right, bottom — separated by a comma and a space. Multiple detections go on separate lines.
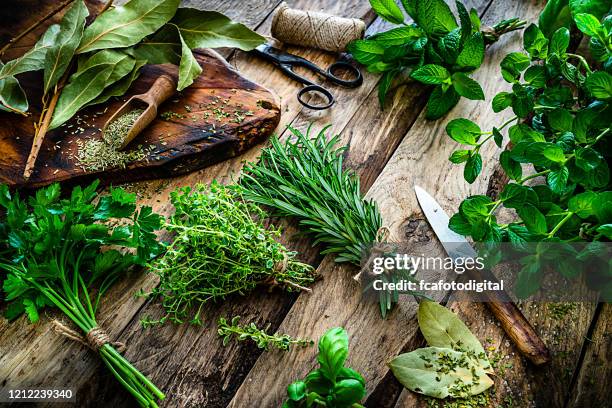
414, 185, 550, 365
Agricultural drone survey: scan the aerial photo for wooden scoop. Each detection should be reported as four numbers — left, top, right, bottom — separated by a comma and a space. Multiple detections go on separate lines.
103, 74, 177, 150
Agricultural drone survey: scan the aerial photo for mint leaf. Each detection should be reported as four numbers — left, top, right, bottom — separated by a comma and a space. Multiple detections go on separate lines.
549, 27, 570, 55
415, 0, 458, 37
492, 92, 512, 112
464, 153, 482, 183
426, 86, 460, 119
370, 0, 405, 24
452, 73, 484, 100
548, 166, 569, 194
517, 204, 547, 234
446, 118, 481, 145
500, 52, 530, 82
411, 64, 450, 84
585, 71, 612, 99
449, 150, 470, 164
574, 13, 602, 37
500, 151, 522, 181
456, 32, 484, 69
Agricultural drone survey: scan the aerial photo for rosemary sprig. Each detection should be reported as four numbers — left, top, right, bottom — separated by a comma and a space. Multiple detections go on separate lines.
143, 182, 315, 326
240, 126, 412, 317
240, 125, 383, 265
217, 316, 313, 351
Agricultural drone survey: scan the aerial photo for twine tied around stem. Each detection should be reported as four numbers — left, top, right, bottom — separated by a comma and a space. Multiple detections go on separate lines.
51, 319, 126, 353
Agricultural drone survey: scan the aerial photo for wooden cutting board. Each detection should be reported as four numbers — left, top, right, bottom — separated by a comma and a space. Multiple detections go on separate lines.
0, 3, 280, 188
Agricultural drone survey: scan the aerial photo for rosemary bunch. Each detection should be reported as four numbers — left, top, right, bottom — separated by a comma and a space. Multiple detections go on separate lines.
240, 126, 383, 265
144, 182, 315, 326
217, 316, 313, 350
240, 126, 413, 317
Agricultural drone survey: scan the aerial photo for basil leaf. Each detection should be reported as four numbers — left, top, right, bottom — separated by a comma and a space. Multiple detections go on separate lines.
332, 378, 366, 405
172, 8, 265, 51
369, 0, 405, 24
317, 327, 349, 382
77, 0, 180, 53
417, 301, 491, 370
43, 0, 89, 94
286, 381, 307, 401
0, 25, 60, 80
451, 72, 484, 100
389, 347, 494, 399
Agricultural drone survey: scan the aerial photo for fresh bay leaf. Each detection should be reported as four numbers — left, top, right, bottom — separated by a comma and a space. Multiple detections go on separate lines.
389, 347, 494, 399
127, 25, 181, 65
77, 0, 180, 54
177, 30, 202, 91
43, 0, 89, 94
50, 51, 135, 129
171, 9, 265, 51
0, 25, 60, 80
0, 74, 29, 114
417, 300, 492, 372
87, 59, 146, 107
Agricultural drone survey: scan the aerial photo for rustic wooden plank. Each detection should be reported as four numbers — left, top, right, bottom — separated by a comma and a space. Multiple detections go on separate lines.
567, 303, 611, 408
227, 1, 544, 406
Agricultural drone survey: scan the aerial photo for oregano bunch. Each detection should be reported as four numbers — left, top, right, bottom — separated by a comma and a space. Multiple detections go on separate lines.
348, 0, 525, 118
446, 8, 612, 297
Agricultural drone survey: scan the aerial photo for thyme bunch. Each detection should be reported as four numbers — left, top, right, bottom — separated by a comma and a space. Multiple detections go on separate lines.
143, 182, 315, 326
217, 316, 313, 351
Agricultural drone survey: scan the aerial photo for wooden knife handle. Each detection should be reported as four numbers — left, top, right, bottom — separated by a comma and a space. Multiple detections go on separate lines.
485, 300, 550, 365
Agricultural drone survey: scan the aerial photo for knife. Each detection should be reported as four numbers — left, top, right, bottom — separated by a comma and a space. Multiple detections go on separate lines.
414, 185, 550, 366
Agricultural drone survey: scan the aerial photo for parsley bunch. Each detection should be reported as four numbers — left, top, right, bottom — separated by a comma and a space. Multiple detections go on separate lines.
348, 0, 525, 118
446, 8, 612, 297
0, 181, 165, 407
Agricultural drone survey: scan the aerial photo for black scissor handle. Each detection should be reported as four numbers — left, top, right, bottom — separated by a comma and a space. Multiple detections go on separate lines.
297, 85, 335, 110
326, 61, 363, 88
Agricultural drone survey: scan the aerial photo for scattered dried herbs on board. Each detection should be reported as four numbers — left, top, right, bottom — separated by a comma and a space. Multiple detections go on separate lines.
348, 0, 525, 118
283, 327, 366, 408
217, 316, 313, 351
0, 181, 166, 407
142, 182, 316, 326
104, 108, 144, 147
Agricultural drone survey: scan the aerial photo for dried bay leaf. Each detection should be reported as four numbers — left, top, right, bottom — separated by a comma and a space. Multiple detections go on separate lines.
418, 300, 492, 372
171, 9, 265, 51
388, 347, 494, 399
77, 0, 180, 54
0, 25, 60, 80
43, 0, 89, 94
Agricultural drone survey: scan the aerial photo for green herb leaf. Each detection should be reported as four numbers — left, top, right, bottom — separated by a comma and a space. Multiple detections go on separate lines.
500, 151, 522, 181
452, 72, 485, 100
0, 75, 29, 114
573, 13, 602, 37
411, 64, 450, 85
492, 91, 512, 112
585, 71, 612, 99
446, 118, 481, 145
464, 153, 482, 183
43, 0, 89, 94
548, 166, 569, 194
449, 150, 470, 164
415, 0, 458, 37
370, 0, 405, 24
177, 29, 202, 91
0, 25, 60, 80
538, 0, 572, 38
333, 379, 366, 405
318, 327, 349, 382
456, 32, 484, 69
77, 0, 180, 53
171, 9, 265, 51
287, 382, 307, 401
517, 204, 548, 234
426, 86, 460, 119
549, 27, 570, 56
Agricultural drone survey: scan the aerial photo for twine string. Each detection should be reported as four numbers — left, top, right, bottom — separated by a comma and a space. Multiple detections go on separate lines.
52, 319, 126, 353
271, 2, 365, 52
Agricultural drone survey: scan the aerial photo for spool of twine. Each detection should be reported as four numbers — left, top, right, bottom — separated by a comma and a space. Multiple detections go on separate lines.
271, 2, 365, 52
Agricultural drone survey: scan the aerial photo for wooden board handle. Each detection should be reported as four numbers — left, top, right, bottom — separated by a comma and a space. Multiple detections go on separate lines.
141, 75, 176, 106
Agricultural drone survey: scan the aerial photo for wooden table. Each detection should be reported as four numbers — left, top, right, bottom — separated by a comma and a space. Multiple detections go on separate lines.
0, 1, 609, 407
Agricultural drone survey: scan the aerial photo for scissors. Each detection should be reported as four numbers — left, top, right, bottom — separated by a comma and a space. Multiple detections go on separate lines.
251, 44, 363, 110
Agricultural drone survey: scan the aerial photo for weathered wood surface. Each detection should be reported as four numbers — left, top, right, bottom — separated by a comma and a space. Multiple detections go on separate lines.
0, 0, 608, 407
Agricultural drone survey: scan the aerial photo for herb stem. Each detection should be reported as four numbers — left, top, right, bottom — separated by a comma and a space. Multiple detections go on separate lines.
548, 212, 574, 238
518, 169, 551, 184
